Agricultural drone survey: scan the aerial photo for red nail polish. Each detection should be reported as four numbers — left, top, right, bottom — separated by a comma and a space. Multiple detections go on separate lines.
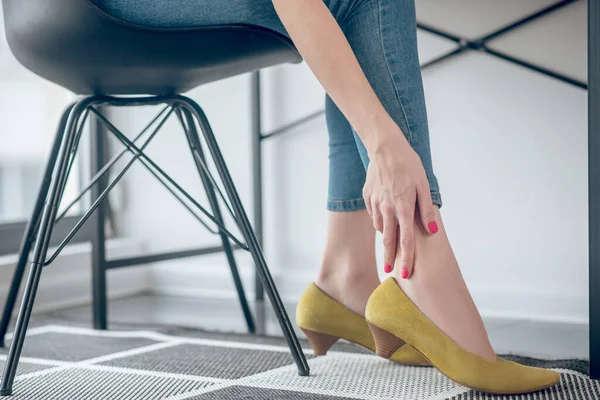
384, 264, 392, 273
401, 268, 409, 279
428, 221, 439, 233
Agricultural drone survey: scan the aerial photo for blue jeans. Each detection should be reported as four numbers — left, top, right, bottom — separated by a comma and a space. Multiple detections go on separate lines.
93, 0, 442, 210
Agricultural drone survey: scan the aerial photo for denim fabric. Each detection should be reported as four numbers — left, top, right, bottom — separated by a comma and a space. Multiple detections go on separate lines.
93, 0, 442, 210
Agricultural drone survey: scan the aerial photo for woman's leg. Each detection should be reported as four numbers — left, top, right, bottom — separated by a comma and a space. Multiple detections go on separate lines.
324, 0, 496, 361
92, 0, 288, 34
403, 207, 496, 361
316, 96, 380, 317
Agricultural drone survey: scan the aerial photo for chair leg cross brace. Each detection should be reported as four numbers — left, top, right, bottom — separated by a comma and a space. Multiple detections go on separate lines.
54, 106, 171, 224
89, 108, 248, 249
44, 106, 175, 266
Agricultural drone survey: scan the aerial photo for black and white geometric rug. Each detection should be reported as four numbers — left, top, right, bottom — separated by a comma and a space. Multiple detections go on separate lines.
0, 325, 596, 399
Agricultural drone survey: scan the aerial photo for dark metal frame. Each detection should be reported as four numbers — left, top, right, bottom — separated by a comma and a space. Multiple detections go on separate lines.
0, 94, 309, 396
418, 0, 587, 89
588, 0, 599, 380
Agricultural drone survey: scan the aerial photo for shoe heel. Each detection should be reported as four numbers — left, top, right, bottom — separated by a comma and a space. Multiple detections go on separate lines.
301, 328, 339, 355
367, 322, 406, 359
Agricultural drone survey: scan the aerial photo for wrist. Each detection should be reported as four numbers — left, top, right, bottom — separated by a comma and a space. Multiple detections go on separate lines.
363, 116, 409, 158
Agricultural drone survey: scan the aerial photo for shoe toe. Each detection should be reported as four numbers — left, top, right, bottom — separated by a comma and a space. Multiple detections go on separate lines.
530, 367, 561, 388
502, 360, 561, 393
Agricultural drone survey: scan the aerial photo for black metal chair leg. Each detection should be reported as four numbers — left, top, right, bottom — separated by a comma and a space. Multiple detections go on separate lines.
176, 97, 310, 376
0, 101, 88, 397
0, 104, 75, 349
251, 71, 266, 303
179, 108, 256, 334
90, 114, 108, 330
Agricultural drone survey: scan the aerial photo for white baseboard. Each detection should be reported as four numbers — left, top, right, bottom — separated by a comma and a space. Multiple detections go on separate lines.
2, 240, 585, 325
148, 252, 259, 300
149, 260, 588, 325
469, 286, 588, 324
0, 238, 150, 316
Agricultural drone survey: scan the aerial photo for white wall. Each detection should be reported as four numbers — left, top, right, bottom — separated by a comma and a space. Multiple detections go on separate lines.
0, 1, 78, 222
0, 239, 150, 315
111, 0, 588, 324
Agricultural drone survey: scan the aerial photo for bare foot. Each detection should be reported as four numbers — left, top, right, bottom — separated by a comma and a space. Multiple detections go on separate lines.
393, 207, 497, 362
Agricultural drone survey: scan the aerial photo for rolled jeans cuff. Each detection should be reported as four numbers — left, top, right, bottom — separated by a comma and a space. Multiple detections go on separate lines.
327, 198, 366, 212
327, 192, 442, 212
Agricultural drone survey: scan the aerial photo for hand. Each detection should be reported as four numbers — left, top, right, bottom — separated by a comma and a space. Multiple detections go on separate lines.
363, 125, 438, 279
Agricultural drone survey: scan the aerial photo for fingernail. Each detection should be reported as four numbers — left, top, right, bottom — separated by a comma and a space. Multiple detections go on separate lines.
401, 268, 409, 279
428, 221, 439, 233
384, 264, 392, 273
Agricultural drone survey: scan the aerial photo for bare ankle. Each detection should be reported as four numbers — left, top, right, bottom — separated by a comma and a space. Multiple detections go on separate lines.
315, 261, 379, 316
317, 210, 380, 316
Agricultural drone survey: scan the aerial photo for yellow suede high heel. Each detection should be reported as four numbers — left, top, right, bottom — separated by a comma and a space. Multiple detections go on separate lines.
365, 278, 561, 394
296, 283, 430, 366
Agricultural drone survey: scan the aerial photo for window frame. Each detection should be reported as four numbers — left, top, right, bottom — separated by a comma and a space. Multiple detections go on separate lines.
0, 216, 94, 257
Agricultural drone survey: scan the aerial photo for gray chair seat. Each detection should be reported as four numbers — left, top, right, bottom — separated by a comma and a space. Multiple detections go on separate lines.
2, 0, 301, 95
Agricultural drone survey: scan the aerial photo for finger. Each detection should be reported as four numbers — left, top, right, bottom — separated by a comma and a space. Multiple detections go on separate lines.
397, 206, 416, 279
364, 191, 372, 217
417, 183, 438, 234
382, 204, 398, 273
371, 200, 383, 233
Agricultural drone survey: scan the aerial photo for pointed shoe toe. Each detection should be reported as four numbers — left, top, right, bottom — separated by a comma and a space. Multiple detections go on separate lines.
365, 278, 561, 395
